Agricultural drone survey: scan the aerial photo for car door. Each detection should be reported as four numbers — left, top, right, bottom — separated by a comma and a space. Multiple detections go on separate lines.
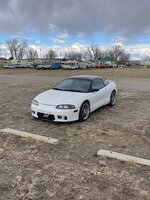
90, 78, 108, 111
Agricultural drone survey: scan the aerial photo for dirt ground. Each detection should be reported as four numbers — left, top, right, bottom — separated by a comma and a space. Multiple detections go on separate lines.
0, 68, 150, 200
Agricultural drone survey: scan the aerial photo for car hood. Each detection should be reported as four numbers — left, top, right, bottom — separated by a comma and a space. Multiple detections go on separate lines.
35, 89, 87, 106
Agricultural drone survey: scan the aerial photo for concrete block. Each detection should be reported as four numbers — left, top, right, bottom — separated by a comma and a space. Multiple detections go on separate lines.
0, 128, 59, 145
97, 149, 150, 167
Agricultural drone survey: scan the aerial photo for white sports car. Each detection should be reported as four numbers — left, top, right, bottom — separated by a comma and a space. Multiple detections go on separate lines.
31, 75, 117, 122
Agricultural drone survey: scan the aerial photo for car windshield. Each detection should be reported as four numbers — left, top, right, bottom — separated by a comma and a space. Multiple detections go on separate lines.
53, 78, 91, 93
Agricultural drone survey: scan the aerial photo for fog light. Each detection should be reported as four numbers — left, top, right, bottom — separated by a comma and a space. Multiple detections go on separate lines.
57, 115, 62, 119
64, 116, 67, 120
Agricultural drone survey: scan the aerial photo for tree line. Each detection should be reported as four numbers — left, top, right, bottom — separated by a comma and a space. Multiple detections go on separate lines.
3, 39, 130, 65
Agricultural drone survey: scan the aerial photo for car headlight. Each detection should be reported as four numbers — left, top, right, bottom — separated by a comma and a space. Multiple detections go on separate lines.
32, 99, 39, 106
56, 104, 75, 109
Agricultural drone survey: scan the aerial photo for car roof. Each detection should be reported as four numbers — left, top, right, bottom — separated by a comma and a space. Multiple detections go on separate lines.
69, 75, 104, 80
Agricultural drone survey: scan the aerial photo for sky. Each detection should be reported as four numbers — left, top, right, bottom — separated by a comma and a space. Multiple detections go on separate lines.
1, 0, 150, 60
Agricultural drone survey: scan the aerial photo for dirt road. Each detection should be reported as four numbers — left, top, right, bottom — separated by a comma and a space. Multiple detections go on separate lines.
0, 70, 150, 200
0, 74, 150, 91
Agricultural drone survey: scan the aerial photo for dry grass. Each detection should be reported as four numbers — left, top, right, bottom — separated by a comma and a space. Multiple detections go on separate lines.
0, 69, 150, 199
0, 67, 150, 80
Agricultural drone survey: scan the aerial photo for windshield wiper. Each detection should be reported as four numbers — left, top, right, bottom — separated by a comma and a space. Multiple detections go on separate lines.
63, 89, 85, 93
53, 88, 64, 91
53, 88, 86, 93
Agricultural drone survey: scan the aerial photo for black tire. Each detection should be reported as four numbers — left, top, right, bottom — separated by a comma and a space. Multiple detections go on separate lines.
79, 101, 90, 121
109, 90, 116, 106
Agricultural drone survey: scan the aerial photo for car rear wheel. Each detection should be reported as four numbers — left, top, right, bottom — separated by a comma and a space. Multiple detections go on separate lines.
109, 90, 116, 106
79, 101, 90, 121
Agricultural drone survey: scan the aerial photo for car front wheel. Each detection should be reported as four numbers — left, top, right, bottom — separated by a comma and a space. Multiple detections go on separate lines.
79, 101, 90, 121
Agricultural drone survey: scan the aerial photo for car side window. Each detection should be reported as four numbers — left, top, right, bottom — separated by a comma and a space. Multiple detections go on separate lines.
92, 78, 105, 90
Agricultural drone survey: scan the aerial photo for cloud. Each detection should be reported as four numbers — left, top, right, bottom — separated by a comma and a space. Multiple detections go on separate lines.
71, 43, 87, 52
126, 44, 150, 59
51, 33, 68, 45
10, 35, 34, 41
57, 33, 68, 39
36, 40, 41, 44
113, 36, 128, 43
113, 42, 124, 47
0, 0, 150, 37
144, 28, 150, 35
52, 38, 65, 44
29, 44, 49, 57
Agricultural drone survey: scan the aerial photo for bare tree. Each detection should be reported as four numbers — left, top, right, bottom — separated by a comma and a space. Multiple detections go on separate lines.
26, 47, 38, 60
118, 53, 130, 65
18, 41, 28, 60
83, 45, 104, 62
6, 39, 28, 60
6, 40, 14, 59
108, 45, 129, 64
65, 51, 82, 61
45, 49, 57, 60
0, 44, 2, 57
142, 55, 150, 61
0, 44, 3, 67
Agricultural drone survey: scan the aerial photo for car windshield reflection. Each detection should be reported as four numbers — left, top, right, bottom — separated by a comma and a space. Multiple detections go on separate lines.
53, 78, 91, 93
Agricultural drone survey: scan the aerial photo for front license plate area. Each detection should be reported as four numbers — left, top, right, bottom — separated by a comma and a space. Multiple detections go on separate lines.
37, 112, 55, 121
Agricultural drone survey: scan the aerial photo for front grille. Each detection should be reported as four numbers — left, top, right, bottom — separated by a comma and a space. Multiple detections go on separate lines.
37, 112, 55, 121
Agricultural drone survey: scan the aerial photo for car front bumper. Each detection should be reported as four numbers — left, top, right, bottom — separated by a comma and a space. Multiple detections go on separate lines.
31, 103, 79, 122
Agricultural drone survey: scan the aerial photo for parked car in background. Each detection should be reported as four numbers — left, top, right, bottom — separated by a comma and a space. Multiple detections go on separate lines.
31, 75, 117, 122
117, 65, 126, 68
36, 64, 51, 70
100, 63, 113, 68
50, 61, 61, 69
4, 64, 15, 69
36, 65, 44, 70
43, 64, 51, 69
